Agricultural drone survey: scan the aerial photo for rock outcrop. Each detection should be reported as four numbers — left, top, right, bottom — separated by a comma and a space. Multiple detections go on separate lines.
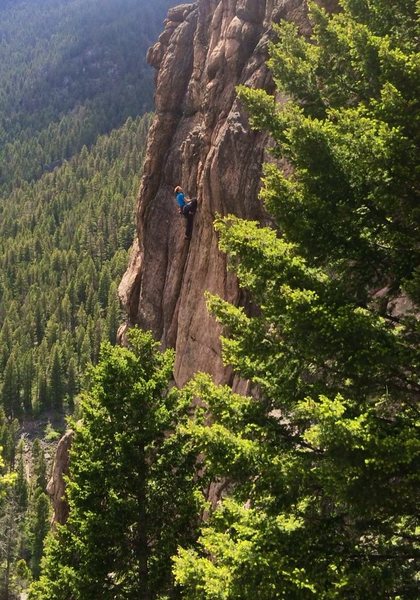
119, 0, 323, 388
46, 429, 74, 525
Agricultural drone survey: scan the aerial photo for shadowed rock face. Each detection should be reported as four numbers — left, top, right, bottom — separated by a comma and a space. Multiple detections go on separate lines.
119, 0, 315, 389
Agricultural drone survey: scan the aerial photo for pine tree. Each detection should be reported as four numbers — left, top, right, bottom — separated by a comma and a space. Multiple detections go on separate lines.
174, 1, 419, 598
98, 265, 111, 308
34, 303, 44, 345
66, 358, 78, 408
29, 329, 201, 600
14, 440, 28, 513
106, 283, 120, 345
48, 346, 64, 411
29, 490, 50, 580
0, 488, 25, 599
21, 352, 34, 414
1, 355, 21, 419
0, 417, 19, 471
35, 372, 49, 414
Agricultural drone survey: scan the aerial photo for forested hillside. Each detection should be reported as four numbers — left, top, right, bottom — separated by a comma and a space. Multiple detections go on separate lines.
0, 0, 177, 417
0, 107, 153, 584
0, 0, 176, 593
0, 113, 152, 418
0, 0, 174, 193
1, 0, 418, 598
0, 116, 151, 596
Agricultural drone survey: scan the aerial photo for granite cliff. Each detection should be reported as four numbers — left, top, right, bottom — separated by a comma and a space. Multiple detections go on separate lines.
119, 0, 314, 389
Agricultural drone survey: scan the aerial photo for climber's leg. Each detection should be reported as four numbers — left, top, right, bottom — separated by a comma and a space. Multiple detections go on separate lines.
185, 213, 194, 239
182, 199, 197, 239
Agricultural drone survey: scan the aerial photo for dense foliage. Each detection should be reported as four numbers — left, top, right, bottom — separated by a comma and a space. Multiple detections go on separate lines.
173, 1, 420, 598
0, 0, 175, 193
0, 113, 152, 418
0, 415, 50, 598
0, 0, 176, 418
29, 330, 202, 600
0, 1, 181, 597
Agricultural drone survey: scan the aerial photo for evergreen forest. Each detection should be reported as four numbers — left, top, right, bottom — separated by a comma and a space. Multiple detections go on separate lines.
0, 113, 152, 419
0, 0, 177, 596
0, 109, 154, 596
1, 0, 419, 599
0, 0, 174, 194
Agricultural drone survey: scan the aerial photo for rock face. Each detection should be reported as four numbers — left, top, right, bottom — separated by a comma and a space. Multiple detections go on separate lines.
119, 0, 313, 388
46, 430, 74, 525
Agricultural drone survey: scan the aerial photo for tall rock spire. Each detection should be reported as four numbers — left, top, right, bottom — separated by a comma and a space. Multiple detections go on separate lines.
119, 0, 313, 388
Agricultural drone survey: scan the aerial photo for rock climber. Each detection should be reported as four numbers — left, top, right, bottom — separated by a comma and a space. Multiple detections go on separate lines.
174, 185, 197, 239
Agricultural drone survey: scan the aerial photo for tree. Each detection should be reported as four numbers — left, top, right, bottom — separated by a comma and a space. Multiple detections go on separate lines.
106, 282, 120, 345
48, 346, 64, 411
28, 490, 50, 580
174, 1, 420, 598
34, 372, 49, 415
98, 264, 111, 308
0, 487, 24, 600
14, 440, 28, 513
65, 358, 78, 409
29, 329, 201, 600
20, 353, 34, 414
1, 355, 21, 419
0, 416, 19, 472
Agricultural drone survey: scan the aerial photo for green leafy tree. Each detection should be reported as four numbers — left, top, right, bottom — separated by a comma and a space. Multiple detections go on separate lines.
30, 330, 201, 600
174, 1, 420, 598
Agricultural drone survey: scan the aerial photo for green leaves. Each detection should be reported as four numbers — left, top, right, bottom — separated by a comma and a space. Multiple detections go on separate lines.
176, 1, 420, 597
31, 329, 201, 600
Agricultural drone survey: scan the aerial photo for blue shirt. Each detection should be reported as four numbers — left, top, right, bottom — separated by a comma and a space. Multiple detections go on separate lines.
176, 192, 186, 208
